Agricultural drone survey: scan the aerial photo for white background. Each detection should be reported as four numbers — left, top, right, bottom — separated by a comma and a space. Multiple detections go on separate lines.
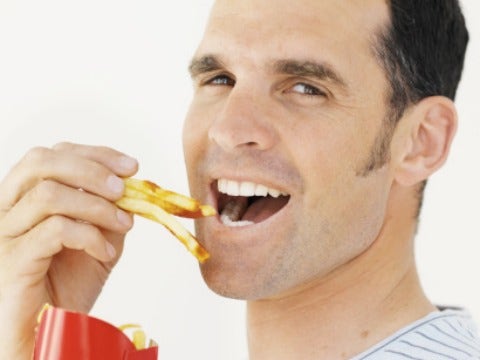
0, 1, 478, 359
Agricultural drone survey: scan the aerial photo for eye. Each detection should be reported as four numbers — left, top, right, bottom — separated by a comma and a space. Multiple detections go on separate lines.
204, 74, 235, 87
290, 83, 326, 97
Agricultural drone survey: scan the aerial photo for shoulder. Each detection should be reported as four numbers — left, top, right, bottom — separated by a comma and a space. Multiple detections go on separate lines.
352, 308, 480, 360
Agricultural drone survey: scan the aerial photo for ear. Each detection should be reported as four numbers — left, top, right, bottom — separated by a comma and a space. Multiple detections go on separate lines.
394, 96, 458, 186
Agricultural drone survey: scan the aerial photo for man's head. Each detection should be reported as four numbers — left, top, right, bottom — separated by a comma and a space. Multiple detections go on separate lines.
182, 0, 468, 300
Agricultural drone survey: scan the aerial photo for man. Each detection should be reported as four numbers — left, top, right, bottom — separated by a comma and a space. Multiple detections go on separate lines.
0, 0, 476, 359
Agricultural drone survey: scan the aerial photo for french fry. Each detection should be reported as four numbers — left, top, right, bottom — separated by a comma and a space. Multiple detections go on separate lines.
118, 324, 147, 350
116, 179, 213, 263
124, 178, 215, 218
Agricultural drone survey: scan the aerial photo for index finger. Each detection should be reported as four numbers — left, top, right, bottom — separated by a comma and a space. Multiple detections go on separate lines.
0, 144, 138, 211
52, 142, 138, 176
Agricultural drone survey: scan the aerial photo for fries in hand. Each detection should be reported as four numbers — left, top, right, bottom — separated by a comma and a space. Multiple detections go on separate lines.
116, 178, 214, 263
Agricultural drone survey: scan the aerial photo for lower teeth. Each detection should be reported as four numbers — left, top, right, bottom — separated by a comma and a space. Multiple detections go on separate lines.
220, 214, 254, 227
219, 198, 253, 227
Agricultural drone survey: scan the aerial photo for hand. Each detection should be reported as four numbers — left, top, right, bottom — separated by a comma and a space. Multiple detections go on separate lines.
0, 142, 138, 359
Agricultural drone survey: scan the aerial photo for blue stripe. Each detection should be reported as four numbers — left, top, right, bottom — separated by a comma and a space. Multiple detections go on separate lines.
415, 330, 473, 357
443, 319, 463, 336
456, 318, 477, 339
384, 349, 424, 359
430, 323, 480, 353
354, 313, 474, 359
399, 340, 457, 360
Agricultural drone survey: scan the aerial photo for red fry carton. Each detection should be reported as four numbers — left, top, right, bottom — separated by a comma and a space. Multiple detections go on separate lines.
34, 306, 158, 360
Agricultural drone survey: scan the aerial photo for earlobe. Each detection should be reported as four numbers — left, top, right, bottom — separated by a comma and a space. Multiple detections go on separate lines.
394, 96, 458, 186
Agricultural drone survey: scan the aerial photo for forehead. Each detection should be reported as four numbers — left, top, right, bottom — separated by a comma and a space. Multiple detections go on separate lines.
197, 0, 389, 79
208, 0, 388, 34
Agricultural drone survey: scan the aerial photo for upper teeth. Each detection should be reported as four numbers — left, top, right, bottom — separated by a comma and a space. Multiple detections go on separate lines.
217, 179, 287, 198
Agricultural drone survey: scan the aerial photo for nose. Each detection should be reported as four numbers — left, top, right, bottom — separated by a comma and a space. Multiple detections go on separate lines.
208, 88, 277, 152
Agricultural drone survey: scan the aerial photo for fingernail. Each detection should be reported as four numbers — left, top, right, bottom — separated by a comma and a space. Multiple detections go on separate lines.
107, 175, 124, 194
106, 242, 116, 259
119, 156, 138, 171
117, 209, 133, 227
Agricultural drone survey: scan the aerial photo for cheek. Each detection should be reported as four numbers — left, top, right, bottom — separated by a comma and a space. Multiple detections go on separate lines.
290, 124, 392, 255
307, 169, 390, 254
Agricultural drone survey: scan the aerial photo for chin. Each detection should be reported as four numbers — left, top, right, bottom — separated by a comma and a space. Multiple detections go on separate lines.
196, 238, 304, 301
198, 250, 264, 300
199, 267, 251, 300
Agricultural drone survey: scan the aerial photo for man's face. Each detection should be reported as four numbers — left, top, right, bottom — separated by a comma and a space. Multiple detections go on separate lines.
183, 0, 394, 300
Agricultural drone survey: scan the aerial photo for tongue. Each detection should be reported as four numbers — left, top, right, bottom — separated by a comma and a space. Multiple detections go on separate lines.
242, 196, 288, 223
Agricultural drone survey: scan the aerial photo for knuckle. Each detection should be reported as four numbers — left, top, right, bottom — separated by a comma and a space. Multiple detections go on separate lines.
86, 225, 103, 241
80, 224, 104, 249
22, 146, 51, 165
89, 197, 114, 218
31, 180, 60, 204
45, 215, 69, 237
52, 141, 73, 151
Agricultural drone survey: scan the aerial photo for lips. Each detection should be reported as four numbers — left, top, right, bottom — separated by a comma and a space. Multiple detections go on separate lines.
215, 178, 291, 227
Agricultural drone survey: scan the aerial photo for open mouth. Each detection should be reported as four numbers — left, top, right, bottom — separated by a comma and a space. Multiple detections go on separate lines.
215, 178, 291, 227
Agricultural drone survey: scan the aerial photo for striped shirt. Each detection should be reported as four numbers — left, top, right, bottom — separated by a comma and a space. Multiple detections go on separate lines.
351, 308, 480, 359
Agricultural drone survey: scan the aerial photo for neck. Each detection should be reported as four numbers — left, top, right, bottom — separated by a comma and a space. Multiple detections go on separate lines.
246, 195, 435, 359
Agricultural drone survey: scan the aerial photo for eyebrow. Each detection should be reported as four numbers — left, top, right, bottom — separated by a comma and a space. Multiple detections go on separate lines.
273, 59, 347, 89
188, 55, 348, 90
189, 55, 225, 78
